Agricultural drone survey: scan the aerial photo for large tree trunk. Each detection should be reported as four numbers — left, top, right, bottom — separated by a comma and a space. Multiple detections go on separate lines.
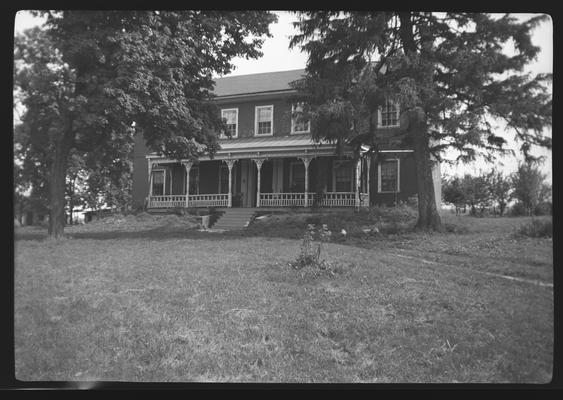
48, 132, 73, 238
405, 108, 443, 231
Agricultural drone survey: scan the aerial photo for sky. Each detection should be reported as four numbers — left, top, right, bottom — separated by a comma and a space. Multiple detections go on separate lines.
14, 11, 553, 181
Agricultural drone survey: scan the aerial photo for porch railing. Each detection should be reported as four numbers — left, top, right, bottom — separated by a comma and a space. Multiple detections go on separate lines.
260, 192, 370, 208
188, 194, 228, 207
260, 192, 308, 207
148, 194, 228, 208
148, 195, 187, 208
148, 192, 368, 209
314, 192, 356, 207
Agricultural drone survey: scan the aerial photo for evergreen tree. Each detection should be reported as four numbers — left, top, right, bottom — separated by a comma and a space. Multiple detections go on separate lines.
289, 12, 551, 230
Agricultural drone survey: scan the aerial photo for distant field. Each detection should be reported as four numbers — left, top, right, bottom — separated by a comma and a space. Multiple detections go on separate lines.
14, 213, 553, 383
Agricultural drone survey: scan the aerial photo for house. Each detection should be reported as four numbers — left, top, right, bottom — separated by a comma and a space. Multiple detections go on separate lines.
131, 69, 441, 210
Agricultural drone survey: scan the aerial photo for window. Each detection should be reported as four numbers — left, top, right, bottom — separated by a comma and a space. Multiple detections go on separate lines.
255, 105, 273, 135
291, 103, 310, 134
221, 108, 238, 138
334, 163, 353, 192
151, 170, 165, 196
379, 99, 400, 127
378, 159, 400, 193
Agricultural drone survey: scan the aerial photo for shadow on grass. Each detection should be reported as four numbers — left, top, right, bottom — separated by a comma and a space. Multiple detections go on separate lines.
14, 227, 265, 242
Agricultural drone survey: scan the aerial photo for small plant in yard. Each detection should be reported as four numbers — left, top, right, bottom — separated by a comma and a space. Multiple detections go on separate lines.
288, 224, 338, 276
515, 218, 552, 238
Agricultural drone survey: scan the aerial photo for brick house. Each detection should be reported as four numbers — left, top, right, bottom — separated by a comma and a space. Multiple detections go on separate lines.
131, 69, 441, 210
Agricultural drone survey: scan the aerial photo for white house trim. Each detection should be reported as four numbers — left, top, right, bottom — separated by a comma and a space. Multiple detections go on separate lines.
220, 108, 239, 138
377, 158, 400, 193
254, 105, 274, 136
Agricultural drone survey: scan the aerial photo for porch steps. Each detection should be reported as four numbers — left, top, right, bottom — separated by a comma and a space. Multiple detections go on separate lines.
212, 209, 257, 230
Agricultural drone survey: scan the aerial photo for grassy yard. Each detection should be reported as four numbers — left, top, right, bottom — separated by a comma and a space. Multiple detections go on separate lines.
14, 212, 553, 383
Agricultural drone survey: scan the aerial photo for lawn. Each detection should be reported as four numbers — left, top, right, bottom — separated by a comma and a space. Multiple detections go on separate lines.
14, 212, 553, 383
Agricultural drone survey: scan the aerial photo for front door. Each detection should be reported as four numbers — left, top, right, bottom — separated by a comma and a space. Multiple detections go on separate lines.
240, 159, 256, 208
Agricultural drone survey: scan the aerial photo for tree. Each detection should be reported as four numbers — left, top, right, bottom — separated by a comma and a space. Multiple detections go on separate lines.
486, 170, 512, 216
461, 174, 491, 216
14, 11, 277, 237
289, 12, 552, 230
511, 162, 546, 216
442, 176, 466, 215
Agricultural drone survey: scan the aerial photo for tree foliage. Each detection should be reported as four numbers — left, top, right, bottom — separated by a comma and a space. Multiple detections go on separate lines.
510, 162, 547, 216
289, 12, 552, 230
14, 11, 277, 236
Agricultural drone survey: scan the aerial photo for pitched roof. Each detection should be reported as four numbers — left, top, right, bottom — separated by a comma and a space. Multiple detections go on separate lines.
212, 69, 306, 97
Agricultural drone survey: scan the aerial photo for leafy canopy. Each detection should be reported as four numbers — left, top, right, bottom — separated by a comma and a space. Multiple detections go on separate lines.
289, 12, 552, 162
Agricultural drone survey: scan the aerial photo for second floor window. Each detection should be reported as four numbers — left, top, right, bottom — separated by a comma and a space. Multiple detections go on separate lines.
255, 105, 273, 135
221, 108, 238, 138
291, 103, 310, 134
379, 99, 400, 127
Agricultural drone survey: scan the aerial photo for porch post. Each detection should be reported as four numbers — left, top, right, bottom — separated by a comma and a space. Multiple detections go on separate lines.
148, 159, 154, 196
366, 157, 371, 206
224, 159, 236, 208
253, 158, 264, 208
182, 161, 193, 208
355, 158, 361, 210
299, 156, 312, 207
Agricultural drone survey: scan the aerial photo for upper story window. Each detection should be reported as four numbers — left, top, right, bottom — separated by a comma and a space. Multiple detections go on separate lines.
255, 105, 273, 136
220, 108, 238, 138
291, 102, 310, 134
378, 159, 400, 193
378, 99, 400, 128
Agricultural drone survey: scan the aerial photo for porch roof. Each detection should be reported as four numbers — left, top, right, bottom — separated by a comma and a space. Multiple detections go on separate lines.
146, 134, 367, 163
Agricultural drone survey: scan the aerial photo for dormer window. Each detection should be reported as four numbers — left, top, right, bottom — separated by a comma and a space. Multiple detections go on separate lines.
378, 99, 400, 128
220, 108, 238, 138
291, 102, 310, 134
255, 105, 273, 136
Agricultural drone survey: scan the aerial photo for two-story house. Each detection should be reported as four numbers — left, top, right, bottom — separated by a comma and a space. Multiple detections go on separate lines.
131, 69, 441, 211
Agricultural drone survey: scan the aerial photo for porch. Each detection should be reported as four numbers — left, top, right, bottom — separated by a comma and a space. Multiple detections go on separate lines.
145, 135, 371, 210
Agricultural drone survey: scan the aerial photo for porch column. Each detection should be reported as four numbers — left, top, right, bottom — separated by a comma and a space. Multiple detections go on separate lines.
366, 157, 371, 206
253, 158, 264, 208
224, 159, 236, 208
182, 161, 193, 208
355, 158, 361, 210
299, 156, 312, 207
148, 159, 154, 197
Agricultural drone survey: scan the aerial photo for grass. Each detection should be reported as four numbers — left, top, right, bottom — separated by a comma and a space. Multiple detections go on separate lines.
14, 211, 553, 383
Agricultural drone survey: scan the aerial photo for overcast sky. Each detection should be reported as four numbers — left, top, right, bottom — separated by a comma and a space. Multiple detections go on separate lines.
14, 10, 553, 181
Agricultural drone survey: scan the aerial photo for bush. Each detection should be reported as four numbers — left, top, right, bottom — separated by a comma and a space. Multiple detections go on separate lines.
509, 202, 528, 216
534, 202, 552, 216
444, 223, 470, 234
516, 218, 552, 238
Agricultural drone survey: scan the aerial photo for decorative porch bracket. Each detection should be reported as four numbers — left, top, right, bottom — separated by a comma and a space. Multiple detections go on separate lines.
223, 159, 237, 208
252, 158, 265, 208
299, 156, 314, 207
182, 161, 193, 208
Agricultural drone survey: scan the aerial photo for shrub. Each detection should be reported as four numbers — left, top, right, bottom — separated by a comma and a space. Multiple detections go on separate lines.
288, 224, 339, 276
534, 201, 552, 216
516, 218, 552, 238
444, 223, 470, 234
509, 202, 528, 216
